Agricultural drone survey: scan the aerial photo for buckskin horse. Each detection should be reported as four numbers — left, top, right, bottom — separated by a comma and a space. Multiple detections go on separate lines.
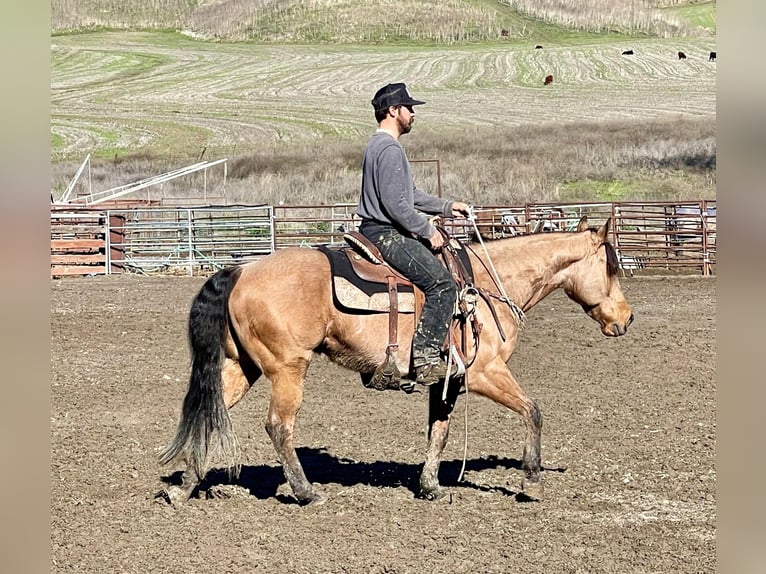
159, 216, 633, 505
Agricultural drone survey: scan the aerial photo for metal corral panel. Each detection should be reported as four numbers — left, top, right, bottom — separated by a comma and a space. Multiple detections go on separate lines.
104, 205, 274, 276
51, 201, 715, 278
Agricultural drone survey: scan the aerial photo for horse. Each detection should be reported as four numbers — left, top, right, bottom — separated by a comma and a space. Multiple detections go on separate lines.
158, 216, 634, 505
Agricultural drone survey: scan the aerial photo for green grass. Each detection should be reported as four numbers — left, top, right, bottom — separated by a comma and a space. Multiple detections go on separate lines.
51, 132, 65, 151
560, 179, 655, 202
662, 1, 716, 31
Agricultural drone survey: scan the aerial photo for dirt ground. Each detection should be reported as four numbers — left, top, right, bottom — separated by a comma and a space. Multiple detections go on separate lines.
51, 274, 715, 574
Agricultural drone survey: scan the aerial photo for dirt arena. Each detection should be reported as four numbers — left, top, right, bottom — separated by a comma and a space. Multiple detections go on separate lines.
51, 274, 715, 573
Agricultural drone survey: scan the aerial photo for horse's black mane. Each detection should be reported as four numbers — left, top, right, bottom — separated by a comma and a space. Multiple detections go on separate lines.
602, 239, 620, 278
579, 227, 618, 277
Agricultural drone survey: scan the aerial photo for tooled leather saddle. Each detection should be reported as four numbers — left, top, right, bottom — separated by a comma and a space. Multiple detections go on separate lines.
317, 228, 484, 392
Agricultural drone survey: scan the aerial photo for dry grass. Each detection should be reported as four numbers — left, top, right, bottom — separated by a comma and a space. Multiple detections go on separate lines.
53, 116, 715, 205
187, 0, 512, 44
51, 0, 711, 41
52, 0, 195, 32
500, 0, 708, 37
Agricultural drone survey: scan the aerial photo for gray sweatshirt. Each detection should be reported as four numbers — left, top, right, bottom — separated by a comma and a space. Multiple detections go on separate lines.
357, 131, 453, 240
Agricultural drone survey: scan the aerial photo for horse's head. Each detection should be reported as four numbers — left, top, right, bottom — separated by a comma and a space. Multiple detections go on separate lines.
563, 217, 634, 337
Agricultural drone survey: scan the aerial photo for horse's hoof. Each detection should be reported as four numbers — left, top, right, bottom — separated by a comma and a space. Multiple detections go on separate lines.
418, 487, 448, 501
299, 492, 326, 506
520, 478, 544, 501
158, 485, 189, 507
206, 484, 250, 500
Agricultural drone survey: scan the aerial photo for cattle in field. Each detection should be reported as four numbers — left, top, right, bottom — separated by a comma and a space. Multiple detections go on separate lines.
535, 44, 543, 49
544, 75, 553, 85
501, 29, 510, 37
709, 51, 716, 61
678, 51, 687, 60
622, 49, 634, 55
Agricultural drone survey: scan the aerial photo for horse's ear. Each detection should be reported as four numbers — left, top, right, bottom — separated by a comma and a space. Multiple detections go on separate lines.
597, 218, 611, 240
576, 216, 589, 232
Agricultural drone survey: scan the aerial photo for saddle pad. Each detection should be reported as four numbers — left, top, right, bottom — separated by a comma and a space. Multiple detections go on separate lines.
317, 246, 415, 313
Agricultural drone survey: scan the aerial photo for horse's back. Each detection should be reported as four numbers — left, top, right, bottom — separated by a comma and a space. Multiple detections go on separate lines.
238, 247, 330, 283
228, 248, 334, 354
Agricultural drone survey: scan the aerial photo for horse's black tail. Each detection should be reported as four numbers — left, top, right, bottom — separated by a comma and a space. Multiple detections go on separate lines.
159, 266, 243, 479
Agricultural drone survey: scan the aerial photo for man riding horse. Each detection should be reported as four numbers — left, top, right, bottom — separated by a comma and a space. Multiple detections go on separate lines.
357, 82, 471, 386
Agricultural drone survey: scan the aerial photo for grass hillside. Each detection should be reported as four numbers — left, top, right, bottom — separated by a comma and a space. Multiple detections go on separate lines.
50, 1, 716, 205
52, 0, 714, 42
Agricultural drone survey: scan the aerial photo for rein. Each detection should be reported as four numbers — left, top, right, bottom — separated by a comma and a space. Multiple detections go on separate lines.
465, 209, 526, 328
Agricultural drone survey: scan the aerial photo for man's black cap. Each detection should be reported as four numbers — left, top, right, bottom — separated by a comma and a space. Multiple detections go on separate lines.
371, 83, 426, 111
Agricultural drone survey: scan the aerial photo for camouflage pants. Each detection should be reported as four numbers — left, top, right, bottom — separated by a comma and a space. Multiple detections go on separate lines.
361, 222, 456, 367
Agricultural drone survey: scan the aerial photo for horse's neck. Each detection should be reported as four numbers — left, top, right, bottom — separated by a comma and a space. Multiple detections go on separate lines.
479, 233, 589, 311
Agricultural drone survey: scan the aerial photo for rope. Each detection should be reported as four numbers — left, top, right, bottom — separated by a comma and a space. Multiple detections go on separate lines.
466, 207, 526, 328
457, 375, 470, 483
440, 347, 471, 484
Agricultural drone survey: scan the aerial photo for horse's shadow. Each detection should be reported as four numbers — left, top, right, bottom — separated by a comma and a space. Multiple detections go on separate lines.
160, 448, 566, 504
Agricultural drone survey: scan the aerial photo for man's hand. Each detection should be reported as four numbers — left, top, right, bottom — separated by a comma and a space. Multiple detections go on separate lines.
451, 202, 471, 217
429, 228, 445, 250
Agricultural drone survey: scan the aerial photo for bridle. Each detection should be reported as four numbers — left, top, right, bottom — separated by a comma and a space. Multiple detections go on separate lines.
571, 240, 613, 315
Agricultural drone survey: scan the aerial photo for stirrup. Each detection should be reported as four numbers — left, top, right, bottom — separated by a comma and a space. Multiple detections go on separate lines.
366, 351, 403, 391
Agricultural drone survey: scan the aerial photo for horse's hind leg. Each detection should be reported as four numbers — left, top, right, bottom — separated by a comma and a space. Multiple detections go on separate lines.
165, 357, 259, 505
221, 356, 261, 408
164, 467, 202, 506
263, 360, 320, 505
470, 358, 544, 498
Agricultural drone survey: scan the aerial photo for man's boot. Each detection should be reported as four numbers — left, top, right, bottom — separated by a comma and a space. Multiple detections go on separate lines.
413, 359, 461, 386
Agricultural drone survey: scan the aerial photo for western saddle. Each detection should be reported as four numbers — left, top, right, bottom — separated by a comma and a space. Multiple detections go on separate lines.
328, 229, 485, 393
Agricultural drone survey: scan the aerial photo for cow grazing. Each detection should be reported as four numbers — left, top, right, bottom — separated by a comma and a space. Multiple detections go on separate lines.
622, 49, 634, 55
500, 29, 510, 37
678, 51, 687, 60
544, 75, 553, 86
535, 44, 543, 49
709, 51, 716, 61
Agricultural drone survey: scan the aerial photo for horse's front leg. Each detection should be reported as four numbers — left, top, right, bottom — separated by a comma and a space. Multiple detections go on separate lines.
470, 358, 544, 499
264, 366, 321, 506
419, 381, 461, 500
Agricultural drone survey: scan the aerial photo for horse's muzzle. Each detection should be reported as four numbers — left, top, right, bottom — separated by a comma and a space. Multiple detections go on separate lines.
608, 313, 634, 336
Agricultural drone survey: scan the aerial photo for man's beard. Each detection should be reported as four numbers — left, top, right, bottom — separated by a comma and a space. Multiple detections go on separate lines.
398, 116, 413, 134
